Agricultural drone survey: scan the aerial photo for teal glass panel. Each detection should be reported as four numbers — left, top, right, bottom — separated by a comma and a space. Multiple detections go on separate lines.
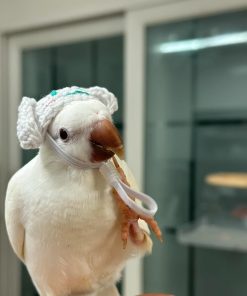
146, 21, 193, 124
144, 232, 189, 296
144, 20, 192, 296
22, 48, 53, 165
195, 11, 247, 119
22, 48, 53, 99
145, 21, 193, 228
96, 36, 124, 128
55, 42, 93, 88
195, 248, 247, 296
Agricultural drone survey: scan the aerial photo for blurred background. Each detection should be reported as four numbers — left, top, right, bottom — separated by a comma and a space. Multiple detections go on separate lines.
1, 0, 247, 296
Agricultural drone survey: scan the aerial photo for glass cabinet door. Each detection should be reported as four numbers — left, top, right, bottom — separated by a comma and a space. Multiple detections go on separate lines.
144, 20, 193, 296
21, 35, 123, 296
144, 10, 247, 296
195, 11, 247, 119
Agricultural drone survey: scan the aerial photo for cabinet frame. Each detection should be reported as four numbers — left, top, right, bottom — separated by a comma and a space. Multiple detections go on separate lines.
125, 0, 247, 294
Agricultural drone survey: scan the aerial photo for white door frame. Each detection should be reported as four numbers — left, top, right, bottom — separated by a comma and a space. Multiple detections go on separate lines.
125, 0, 247, 295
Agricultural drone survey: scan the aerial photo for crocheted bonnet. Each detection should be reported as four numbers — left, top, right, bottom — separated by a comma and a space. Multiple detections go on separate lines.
17, 86, 118, 150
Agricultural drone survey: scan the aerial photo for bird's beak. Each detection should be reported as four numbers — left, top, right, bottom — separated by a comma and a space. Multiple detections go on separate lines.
89, 119, 124, 162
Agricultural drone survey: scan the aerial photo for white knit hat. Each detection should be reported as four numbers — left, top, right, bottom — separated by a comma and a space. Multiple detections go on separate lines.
17, 86, 118, 149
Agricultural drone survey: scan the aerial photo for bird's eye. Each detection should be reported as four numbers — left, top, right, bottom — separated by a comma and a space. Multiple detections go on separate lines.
59, 128, 69, 141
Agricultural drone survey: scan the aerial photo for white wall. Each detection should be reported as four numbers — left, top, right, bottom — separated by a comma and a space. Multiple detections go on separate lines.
0, 0, 168, 32
0, 34, 20, 296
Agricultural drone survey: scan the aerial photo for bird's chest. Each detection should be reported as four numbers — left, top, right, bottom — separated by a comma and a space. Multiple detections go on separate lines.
25, 182, 118, 246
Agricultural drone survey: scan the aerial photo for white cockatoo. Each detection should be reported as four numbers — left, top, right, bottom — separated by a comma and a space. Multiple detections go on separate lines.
5, 86, 153, 296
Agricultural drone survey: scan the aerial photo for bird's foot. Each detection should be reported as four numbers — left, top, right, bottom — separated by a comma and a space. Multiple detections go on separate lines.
138, 215, 163, 242
112, 156, 163, 247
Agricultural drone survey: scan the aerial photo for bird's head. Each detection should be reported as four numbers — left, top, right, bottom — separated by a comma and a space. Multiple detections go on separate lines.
17, 86, 123, 166
47, 99, 123, 164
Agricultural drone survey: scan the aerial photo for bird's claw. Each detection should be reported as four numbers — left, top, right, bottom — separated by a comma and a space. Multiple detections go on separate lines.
112, 157, 163, 248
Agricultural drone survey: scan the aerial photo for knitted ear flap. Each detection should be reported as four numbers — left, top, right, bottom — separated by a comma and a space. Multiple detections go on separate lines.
88, 86, 118, 115
17, 97, 43, 149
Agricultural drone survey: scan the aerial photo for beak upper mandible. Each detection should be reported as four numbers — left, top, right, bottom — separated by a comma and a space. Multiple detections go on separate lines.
89, 119, 124, 162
